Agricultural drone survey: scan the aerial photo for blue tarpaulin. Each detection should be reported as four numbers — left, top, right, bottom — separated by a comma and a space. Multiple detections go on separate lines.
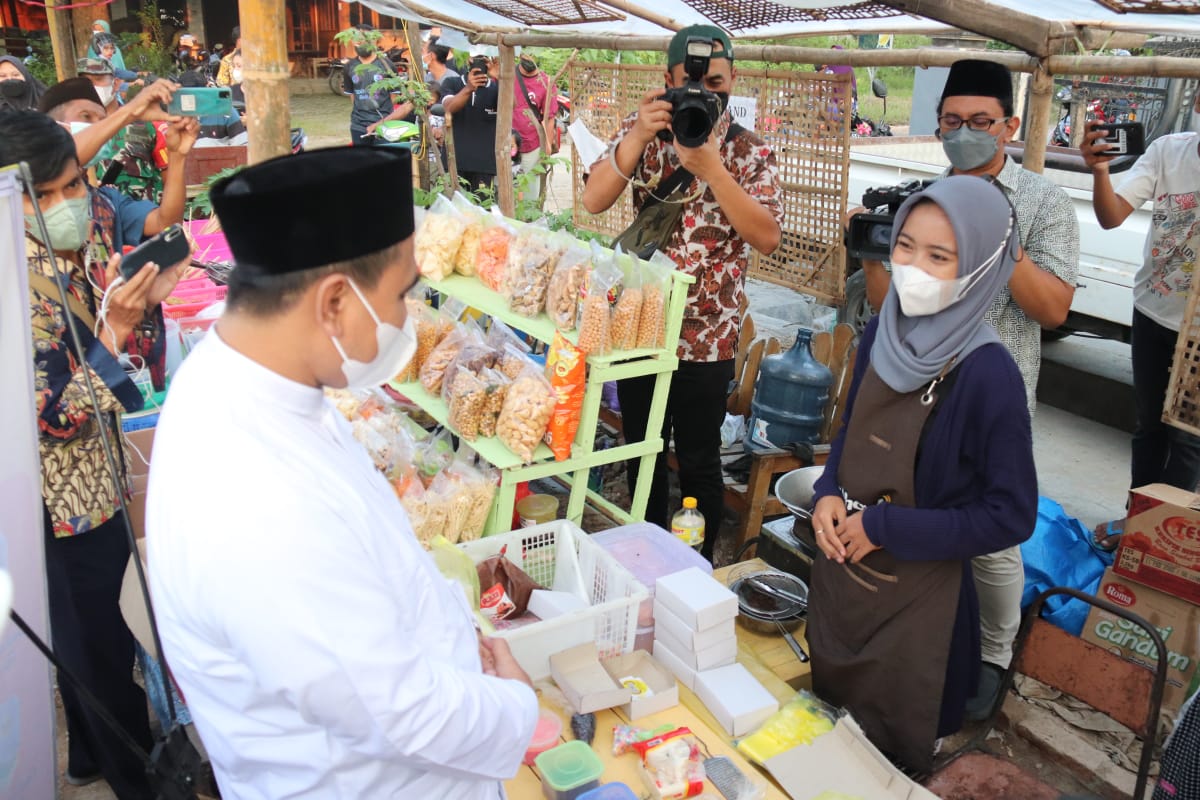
1020, 497, 1115, 636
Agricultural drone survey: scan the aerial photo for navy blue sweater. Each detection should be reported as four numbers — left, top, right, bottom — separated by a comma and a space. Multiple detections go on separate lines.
813, 317, 1038, 736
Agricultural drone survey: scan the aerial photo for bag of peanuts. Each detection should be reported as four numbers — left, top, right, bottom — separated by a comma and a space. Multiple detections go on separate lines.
544, 333, 586, 461
476, 211, 516, 294
393, 297, 429, 383
446, 365, 488, 441
507, 225, 567, 317
638, 251, 674, 350
440, 335, 496, 405
496, 360, 556, 464
610, 247, 643, 352
477, 368, 511, 439
451, 193, 485, 277
545, 239, 590, 332
496, 342, 533, 381
577, 247, 622, 357
415, 194, 468, 282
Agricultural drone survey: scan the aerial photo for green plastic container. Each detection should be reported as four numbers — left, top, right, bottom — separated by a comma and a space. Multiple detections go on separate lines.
534, 741, 604, 800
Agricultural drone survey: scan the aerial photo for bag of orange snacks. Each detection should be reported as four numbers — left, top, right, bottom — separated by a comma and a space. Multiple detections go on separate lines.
544, 333, 586, 461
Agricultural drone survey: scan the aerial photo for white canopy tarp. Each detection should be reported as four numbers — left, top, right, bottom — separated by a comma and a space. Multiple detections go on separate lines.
344, 0, 1200, 40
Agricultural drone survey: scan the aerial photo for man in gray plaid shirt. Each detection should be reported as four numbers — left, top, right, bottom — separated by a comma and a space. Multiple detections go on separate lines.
858, 59, 1079, 722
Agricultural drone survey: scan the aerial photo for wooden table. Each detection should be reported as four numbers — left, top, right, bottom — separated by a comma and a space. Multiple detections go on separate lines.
505, 559, 812, 799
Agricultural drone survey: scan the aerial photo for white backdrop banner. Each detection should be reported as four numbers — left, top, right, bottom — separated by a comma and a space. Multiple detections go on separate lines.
0, 167, 55, 799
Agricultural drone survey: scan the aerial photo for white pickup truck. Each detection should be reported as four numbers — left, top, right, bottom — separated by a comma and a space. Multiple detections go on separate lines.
843, 137, 1150, 341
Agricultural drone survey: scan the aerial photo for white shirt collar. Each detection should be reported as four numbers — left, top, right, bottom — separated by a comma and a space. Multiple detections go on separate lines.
208, 325, 325, 419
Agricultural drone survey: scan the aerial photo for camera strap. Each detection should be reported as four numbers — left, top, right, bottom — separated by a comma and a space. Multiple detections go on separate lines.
643, 122, 744, 210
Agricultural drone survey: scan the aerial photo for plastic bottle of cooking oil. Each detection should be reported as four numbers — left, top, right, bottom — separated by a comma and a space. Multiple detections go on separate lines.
671, 497, 705, 549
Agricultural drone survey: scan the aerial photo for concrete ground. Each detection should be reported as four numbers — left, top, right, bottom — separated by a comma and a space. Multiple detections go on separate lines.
60, 86, 1139, 798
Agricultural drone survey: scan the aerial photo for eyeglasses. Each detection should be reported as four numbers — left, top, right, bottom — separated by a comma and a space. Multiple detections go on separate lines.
937, 114, 1010, 132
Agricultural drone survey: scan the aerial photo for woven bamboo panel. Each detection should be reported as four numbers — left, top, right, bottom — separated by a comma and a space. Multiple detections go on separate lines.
685, 0, 900, 31
1093, 0, 1200, 11
569, 63, 851, 304
1164, 279, 1200, 436
462, 0, 622, 26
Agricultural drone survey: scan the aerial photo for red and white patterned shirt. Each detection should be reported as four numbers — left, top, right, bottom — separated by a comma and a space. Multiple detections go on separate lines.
597, 111, 784, 362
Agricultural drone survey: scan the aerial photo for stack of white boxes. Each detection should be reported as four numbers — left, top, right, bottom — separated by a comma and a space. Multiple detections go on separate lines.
651, 567, 738, 687
652, 566, 780, 737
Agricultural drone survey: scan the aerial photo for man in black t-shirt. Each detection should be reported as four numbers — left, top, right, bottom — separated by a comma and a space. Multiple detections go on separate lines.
343, 39, 414, 147
441, 52, 498, 196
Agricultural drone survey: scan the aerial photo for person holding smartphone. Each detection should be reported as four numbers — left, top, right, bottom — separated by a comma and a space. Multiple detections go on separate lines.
441, 47, 500, 197
1082, 99, 1200, 496
0, 111, 190, 800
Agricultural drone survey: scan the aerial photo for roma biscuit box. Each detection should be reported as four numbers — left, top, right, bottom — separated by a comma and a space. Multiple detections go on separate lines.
1081, 568, 1200, 718
1114, 484, 1200, 606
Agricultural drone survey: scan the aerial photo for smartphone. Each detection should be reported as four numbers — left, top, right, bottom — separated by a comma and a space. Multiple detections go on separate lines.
1099, 121, 1146, 157
120, 225, 191, 281
168, 87, 233, 117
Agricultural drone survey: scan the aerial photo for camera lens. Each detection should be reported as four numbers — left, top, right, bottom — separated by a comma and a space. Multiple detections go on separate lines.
868, 224, 893, 250
673, 103, 713, 147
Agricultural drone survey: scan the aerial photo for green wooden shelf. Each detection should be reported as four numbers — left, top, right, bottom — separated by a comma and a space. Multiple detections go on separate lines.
393, 264, 695, 534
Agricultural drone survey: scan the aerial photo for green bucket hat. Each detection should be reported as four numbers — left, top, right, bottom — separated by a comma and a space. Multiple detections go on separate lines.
667, 25, 734, 69
76, 56, 114, 76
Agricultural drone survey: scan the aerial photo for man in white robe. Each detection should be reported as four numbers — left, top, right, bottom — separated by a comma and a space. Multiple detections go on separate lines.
146, 147, 537, 800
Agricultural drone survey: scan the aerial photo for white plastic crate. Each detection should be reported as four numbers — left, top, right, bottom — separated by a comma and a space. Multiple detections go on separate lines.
459, 520, 649, 681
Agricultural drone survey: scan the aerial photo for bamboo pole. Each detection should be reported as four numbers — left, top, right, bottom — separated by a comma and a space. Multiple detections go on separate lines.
880, 0, 1065, 58
404, 21, 430, 192
495, 43, 516, 217
594, 0, 683, 32
239, 0, 291, 163
1022, 62, 1055, 174
473, 35, 1200, 81
45, 0, 76, 83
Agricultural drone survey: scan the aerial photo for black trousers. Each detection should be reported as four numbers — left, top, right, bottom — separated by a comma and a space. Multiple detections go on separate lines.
1131, 309, 1200, 491
618, 359, 734, 561
44, 508, 154, 800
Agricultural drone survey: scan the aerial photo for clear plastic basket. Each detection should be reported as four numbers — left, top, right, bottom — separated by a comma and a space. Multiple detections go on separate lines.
459, 521, 649, 681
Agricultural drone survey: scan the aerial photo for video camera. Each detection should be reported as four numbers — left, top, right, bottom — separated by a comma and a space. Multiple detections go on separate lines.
657, 37, 723, 148
846, 179, 936, 262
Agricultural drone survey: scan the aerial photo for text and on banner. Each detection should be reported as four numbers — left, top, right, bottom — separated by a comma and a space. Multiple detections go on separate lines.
0, 167, 56, 799
727, 96, 757, 132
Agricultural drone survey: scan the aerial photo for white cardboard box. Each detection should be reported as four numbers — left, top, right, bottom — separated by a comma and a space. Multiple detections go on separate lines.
693, 663, 778, 737
654, 599, 736, 651
655, 567, 738, 631
764, 716, 940, 800
654, 625, 737, 672
550, 642, 633, 714
652, 639, 698, 691
601, 650, 680, 721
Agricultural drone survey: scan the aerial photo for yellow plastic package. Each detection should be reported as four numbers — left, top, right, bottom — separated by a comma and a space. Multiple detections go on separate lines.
428, 535, 493, 634
735, 690, 839, 765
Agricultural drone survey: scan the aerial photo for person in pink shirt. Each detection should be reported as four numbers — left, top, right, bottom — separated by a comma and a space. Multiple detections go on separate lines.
512, 52, 558, 202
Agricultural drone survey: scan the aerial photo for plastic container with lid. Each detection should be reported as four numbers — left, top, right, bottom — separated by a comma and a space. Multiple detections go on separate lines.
578, 783, 639, 800
524, 708, 564, 765
535, 740, 605, 800
592, 524, 712, 628
518, 494, 559, 527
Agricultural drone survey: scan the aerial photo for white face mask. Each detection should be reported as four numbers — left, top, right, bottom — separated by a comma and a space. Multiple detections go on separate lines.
231, 68, 243, 84
95, 84, 114, 106
330, 278, 416, 389
891, 232, 1008, 317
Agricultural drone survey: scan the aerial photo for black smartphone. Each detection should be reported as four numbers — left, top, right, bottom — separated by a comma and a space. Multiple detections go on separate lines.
120, 225, 191, 281
1099, 121, 1146, 157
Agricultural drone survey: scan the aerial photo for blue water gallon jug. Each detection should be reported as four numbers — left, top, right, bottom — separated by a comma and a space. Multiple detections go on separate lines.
745, 328, 833, 450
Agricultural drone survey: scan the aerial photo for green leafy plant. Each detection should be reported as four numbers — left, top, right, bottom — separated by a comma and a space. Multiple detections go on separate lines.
335, 27, 383, 49
186, 166, 246, 218
123, 2, 174, 76
25, 34, 56, 86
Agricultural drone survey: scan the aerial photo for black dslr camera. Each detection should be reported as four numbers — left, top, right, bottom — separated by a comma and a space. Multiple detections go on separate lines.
657, 37, 723, 148
846, 179, 936, 261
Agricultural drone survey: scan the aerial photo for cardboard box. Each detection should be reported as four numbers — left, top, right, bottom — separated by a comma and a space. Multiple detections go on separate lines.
1115, 484, 1200, 605
601, 650, 680, 721
764, 716, 940, 800
122, 425, 156, 540
653, 599, 735, 652
550, 643, 632, 714
1080, 568, 1200, 718
693, 663, 778, 737
654, 624, 737, 672
655, 567, 738, 631
652, 639, 698, 691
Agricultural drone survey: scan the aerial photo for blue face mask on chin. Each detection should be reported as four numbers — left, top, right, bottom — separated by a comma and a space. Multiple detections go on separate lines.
941, 126, 1003, 172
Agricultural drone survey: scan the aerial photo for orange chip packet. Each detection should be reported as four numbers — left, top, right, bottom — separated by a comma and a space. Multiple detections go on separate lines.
545, 333, 586, 461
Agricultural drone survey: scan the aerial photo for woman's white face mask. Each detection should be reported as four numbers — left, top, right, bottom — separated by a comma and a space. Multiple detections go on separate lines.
891, 223, 1011, 317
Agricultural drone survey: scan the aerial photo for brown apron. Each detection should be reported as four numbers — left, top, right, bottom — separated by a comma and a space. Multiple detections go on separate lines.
808, 364, 962, 773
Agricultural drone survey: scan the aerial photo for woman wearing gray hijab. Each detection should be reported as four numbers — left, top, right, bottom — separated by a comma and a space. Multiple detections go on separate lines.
807, 175, 1038, 772
0, 55, 46, 112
